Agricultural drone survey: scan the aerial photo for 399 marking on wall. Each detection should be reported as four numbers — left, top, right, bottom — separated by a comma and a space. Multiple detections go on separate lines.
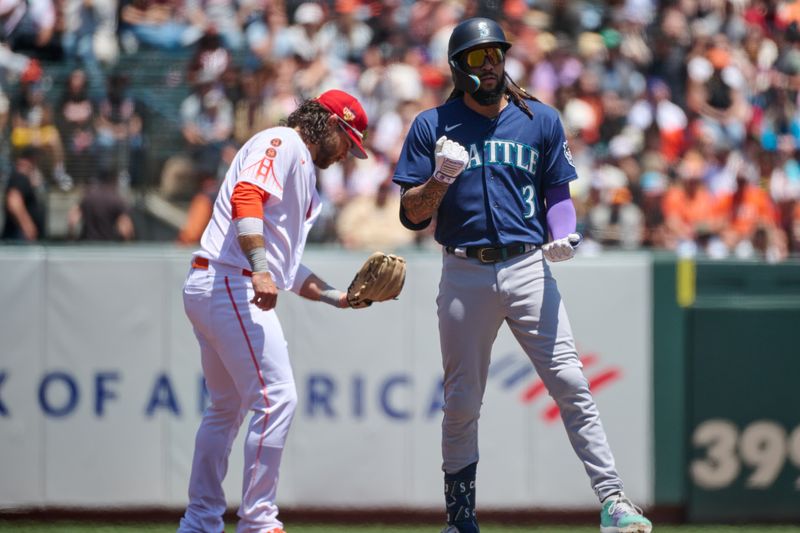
691, 419, 800, 490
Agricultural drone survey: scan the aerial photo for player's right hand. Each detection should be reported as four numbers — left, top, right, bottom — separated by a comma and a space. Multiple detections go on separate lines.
251, 271, 278, 310
433, 136, 469, 185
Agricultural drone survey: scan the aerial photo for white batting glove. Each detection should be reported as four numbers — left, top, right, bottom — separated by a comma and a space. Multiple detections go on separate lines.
433, 135, 469, 185
542, 233, 582, 262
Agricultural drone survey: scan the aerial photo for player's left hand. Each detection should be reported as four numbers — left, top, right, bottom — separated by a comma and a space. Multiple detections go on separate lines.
346, 252, 407, 309
542, 233, 582, 262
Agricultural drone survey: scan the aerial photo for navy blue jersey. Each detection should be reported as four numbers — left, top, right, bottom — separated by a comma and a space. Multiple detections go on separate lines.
392, 97, 577, 247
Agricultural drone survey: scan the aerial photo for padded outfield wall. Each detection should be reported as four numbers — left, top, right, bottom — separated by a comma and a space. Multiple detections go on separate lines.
0, 245, 652, 511
1, 246, 798, 520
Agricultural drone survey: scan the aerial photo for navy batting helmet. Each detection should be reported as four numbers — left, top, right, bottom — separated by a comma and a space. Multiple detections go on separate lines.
448, 18, 512, 93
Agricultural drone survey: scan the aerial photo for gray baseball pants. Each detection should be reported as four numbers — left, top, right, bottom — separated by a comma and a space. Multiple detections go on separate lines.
437, 248, 624, 501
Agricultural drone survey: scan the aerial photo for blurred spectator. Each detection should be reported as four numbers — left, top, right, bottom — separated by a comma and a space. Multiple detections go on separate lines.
67, 167, 135, 241
768, 135, 800, 253
563, 69, 603, 145
686, 37, 751, 150
661, 150, 724, 256
179, 75, 233, 180
272, 2, 332, 96
231, 66, 271, 145
184, 0, 246, 51
628, 78, 688, 164
118, 0, 202, 53
0, 83, 9, 133
791, 201, 800, 253
10, 67, 70, 189
61, 0, 119, 68
650, 7, 691, 109
186, 30, 231, 86
57, 67, 96, 185
0, 0, 61, 60
716, 153, 786, 261
638, 154, 669, 248
317, 0, 373, 65
273, 2, 326, 62
370, 98, 422, 163
318, 146, 389, 210
258, 58, 301, 126
596, 28, 645, 100
242, 0, 285, 67
336, 179, 415, 251
2, 147, 45, 241
176, 175, 218, 245
584, 164, 644, 249
94, 70, 145, 188
359, 45, 424, 120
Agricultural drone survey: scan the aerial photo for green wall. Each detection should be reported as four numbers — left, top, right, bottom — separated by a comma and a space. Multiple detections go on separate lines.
652, 255, 800, 520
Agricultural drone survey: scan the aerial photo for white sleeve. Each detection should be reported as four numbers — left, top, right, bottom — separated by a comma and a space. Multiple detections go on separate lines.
289, 263, 313, 295
236, 133, 297, 201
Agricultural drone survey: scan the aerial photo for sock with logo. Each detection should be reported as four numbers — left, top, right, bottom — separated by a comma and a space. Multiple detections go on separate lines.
444, 462, 479, 533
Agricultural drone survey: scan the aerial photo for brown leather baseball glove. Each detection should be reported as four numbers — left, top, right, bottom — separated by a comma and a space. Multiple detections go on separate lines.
346, 252, 407, 309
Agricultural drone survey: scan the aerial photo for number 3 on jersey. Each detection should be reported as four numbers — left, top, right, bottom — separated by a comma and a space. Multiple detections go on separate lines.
521, 185, 536, 218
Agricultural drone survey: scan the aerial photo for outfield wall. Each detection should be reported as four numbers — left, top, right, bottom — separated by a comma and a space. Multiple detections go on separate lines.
0, 246, 652, 510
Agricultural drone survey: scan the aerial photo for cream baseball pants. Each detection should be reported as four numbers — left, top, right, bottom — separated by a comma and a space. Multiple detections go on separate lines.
179, 264, 296, 533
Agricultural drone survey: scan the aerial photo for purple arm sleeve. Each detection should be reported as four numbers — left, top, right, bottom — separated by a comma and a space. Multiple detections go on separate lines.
544, 183, 576, 241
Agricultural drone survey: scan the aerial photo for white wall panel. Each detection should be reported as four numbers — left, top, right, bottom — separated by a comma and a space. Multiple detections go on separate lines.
0, 247, 653, 510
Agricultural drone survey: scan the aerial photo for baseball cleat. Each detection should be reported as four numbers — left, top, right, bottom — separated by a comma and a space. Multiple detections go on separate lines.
440, 527, 460, 533
599, 493, 652, 533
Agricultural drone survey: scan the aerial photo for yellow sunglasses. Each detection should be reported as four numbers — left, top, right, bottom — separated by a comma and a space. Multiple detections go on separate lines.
463, 47, 505, 68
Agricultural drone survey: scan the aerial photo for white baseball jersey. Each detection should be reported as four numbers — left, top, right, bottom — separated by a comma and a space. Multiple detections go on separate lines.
195, 126, 321, 290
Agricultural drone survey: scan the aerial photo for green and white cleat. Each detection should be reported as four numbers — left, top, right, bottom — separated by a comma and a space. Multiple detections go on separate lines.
600, 493, 652, 533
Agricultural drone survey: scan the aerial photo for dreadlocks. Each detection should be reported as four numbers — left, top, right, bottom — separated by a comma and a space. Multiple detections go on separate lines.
446, 73, 536, 118
282, 100, 332, 145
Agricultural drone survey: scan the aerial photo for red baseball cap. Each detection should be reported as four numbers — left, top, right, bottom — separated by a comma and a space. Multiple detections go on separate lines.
314, 89, 369, 159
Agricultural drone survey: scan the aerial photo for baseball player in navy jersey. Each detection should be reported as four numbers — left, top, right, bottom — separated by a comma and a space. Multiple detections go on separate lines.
178, 90, 380, 533
392, 18, 652, 533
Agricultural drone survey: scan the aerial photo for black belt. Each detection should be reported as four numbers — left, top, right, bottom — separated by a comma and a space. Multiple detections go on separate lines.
444, 243, 537, 264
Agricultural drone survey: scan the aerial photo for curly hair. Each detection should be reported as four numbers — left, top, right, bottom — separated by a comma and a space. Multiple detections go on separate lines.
282, 100, 332, 145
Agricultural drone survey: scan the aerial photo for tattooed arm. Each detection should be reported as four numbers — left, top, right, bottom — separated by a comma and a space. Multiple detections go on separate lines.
400, 178, 450, 225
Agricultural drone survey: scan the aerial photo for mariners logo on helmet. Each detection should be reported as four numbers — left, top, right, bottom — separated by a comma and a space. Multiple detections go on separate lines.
447, 17, 512, 93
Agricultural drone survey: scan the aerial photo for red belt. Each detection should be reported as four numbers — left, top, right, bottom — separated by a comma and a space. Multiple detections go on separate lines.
191, 257, 252, 277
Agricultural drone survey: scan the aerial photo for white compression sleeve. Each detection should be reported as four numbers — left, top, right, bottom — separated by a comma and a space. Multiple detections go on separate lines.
235, 217, 269, 273
235, 216, 263, 236
245, 246, 269, 273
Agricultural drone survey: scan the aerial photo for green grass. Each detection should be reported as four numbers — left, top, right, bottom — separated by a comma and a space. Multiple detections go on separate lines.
2, 524, 800, 533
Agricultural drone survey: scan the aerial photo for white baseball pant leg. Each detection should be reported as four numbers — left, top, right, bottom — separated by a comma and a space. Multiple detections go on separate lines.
179, 267, 297, 533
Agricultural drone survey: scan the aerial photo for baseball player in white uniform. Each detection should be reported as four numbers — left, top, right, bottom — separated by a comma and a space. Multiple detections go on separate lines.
178, 90, 371, 533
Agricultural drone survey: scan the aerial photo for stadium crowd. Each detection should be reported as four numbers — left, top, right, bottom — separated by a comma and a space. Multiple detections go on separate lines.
0, 0, 799, 261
